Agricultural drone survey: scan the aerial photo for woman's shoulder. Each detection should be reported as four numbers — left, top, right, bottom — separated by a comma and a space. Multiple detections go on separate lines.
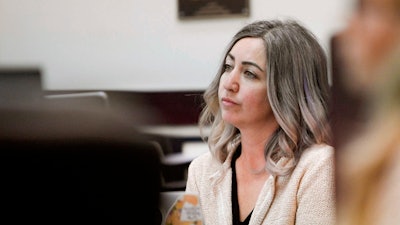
297, 144, 334, 168
189, 151, 216, 169
285, 144, 335, 192
302, 143, 334, 158
188, 151, 224, 176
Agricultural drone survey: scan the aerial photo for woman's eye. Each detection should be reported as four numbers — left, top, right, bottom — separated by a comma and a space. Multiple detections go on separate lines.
223, 64, 233, 72
245, 71, 257, 79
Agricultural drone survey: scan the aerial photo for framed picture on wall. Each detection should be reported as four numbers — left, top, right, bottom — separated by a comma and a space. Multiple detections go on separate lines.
178, 0, 250, 19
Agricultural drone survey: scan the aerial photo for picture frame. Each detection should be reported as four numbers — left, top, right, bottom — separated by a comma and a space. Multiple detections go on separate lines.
178, 0, 250, 19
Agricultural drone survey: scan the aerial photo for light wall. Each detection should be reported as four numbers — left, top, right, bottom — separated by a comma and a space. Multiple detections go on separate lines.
0, 0, 353, 91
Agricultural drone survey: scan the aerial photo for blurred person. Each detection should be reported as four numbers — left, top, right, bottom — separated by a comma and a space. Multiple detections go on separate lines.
185, 19, 335, 225
335, 0, 400, 224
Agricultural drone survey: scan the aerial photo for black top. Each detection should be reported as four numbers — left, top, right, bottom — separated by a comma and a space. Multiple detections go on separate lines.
232, 145, 253, 225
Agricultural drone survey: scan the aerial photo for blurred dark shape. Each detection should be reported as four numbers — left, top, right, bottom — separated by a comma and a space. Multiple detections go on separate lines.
0, 67, 163, 225
329, 35, 367, 150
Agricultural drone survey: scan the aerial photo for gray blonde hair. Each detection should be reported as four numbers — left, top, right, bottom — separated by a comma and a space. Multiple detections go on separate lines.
199, 19, 332, 175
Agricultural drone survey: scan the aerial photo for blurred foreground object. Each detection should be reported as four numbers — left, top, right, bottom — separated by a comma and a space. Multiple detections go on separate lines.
334, 0, 400, 224
164, 193, 203, 225
0, 68, 163, 224
0, 106, 163, 225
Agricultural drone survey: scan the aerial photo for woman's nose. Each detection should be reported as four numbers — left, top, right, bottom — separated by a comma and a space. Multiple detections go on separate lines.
223, 71, 239, 92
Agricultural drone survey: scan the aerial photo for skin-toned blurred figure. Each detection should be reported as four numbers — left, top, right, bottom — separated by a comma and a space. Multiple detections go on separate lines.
335, 0, 400, 224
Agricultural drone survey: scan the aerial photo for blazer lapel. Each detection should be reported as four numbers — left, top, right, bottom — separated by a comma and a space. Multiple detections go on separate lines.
216, 169, 233, 225
209, 148, 236, 225
249, 175, 276, 225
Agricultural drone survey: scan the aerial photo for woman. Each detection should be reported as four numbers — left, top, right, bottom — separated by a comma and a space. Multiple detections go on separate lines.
185, 19, 335, 225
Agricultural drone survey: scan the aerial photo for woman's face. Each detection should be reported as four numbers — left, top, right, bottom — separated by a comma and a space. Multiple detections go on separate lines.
340, 0, 400, 92
218, 37, 276, 130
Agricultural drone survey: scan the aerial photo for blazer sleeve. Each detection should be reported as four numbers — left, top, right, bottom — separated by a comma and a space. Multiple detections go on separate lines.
185, 156, 201, 195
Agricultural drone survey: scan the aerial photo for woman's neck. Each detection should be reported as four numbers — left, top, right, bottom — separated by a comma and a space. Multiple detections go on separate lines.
237, 124, 277, 175
239, 121, 278, 151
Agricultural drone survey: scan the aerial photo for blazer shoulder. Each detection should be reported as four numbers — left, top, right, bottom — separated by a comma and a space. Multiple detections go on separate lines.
302, 144, 334, 160
297, 144, 335, 169
189, 151, 217, 169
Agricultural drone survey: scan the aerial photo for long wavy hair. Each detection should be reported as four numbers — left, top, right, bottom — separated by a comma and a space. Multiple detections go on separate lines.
199, 19, 332, 175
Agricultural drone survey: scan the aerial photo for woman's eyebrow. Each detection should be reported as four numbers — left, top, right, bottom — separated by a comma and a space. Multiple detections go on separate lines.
227, 53, 234, 61
242, 61, 264, 72
227, 53, 264, 72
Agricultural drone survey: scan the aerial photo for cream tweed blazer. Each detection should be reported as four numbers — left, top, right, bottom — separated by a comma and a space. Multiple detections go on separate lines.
185, 143, 336, 225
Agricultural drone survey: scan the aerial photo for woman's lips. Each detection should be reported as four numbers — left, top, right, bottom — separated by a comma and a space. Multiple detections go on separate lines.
221, 97, 238, 106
